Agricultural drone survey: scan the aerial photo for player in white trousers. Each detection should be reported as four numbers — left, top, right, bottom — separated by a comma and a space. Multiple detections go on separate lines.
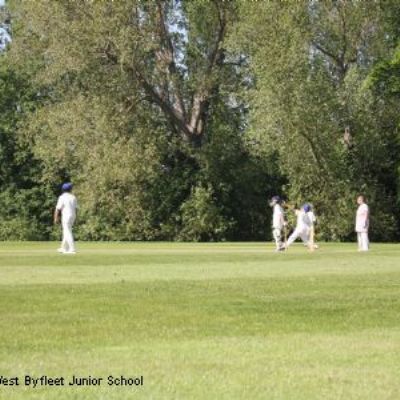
355, 195, 369, 251
284, 204, 312, 249
303, 203, 318, 251
54, 182, 78, 254
270, 196, 286, 251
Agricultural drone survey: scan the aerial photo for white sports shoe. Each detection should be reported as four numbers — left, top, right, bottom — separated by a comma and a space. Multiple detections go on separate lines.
57, 248, 65, 253
64, 251, 76, 255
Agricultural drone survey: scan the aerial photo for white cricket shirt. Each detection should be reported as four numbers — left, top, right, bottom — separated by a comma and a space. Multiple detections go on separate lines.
272, 204, 284, 229
355, 203, 369, 232
306, 211, 316, 227
56, 192, 78, 222
295, 209, 311, 231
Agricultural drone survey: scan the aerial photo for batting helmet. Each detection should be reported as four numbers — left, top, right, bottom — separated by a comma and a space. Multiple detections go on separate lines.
269, 195, 281, 207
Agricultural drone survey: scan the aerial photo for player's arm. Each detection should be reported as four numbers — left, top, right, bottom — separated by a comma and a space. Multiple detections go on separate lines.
54, 199, 62, 224
364, 208, 369, 229
75, 198, 78, 220
54, 208, 61, 224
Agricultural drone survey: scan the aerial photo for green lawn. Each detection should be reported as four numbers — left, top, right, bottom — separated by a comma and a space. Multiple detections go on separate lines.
0, 242, 399, 400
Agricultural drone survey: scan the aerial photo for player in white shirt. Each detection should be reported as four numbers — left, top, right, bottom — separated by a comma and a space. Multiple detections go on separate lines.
284, 204, 312, 249
54, 182, 78, 254
269, 196, 286, 251
303, 203, 318, 251
355, 195, 369, 251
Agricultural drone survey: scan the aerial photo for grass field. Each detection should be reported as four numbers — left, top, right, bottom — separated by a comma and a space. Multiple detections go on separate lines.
0, 242, 399, 400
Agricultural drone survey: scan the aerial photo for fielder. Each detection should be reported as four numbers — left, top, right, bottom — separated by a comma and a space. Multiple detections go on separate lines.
284, 204, 312, 249
355, 195, 369, 251
303, 203, 318, 251
54, 182, 78, 254
270, 196, 286, 251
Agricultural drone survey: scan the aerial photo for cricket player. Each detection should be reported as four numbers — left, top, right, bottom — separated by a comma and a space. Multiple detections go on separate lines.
303, 203, 318, 251
355, 195, 369, 251
270, 196, 286, 251
284, 204, 312, 249
54, 182, 78, 254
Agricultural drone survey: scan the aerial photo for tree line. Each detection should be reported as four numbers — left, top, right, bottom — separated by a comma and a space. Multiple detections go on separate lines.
0, 0, 399, 242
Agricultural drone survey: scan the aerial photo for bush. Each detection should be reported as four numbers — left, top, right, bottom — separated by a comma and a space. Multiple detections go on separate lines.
178, 185, 233, 242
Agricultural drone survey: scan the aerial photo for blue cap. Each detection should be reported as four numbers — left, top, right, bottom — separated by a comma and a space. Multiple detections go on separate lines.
62, 182, 73, 192
303, 203, 311, 212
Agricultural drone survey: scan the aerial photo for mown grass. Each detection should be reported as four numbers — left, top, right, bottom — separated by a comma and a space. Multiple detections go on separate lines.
0, 242, 399, 399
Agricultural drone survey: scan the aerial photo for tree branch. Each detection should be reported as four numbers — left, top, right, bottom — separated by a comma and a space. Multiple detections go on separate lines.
135, 69, 192, 138
155, 1, 186, 121
188, 0, 227, 138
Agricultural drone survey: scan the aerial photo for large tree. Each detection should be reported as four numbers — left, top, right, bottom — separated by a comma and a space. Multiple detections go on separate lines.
7, 0, 278, 241
0, 58, 55, 240
9, 0, 237, 145
229, 0, 399, 240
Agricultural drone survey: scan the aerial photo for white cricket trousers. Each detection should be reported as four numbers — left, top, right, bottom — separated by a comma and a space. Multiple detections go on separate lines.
357, 232, 369, 251
61, 217, 75, 252
272, 228, 283, 249
286, 228, 309, 247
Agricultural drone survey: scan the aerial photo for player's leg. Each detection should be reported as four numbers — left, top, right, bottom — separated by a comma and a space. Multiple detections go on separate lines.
299, 229, 311, 247
360, 232, 369, 251
286, 229, 299, 248
357, 232, 363, 251
58, 232, 67, 253
57, 239, 67, 253
59, 220, 69, 253
272, 228, 283, 251
63, 219, 76, 253
308, 227, 315, 251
